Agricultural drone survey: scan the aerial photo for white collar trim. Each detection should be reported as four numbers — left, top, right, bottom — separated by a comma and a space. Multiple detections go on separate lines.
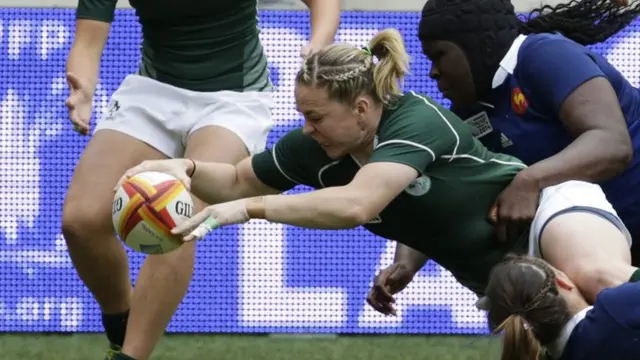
491, 34, 528, 89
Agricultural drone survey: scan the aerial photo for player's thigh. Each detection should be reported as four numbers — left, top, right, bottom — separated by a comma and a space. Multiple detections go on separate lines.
529, 181, 632, 272
185, 90, 274, 207
189, 90, 273, 156
62, 75, 190, 235
62, 130, 169, 235
93, 74, 189, 158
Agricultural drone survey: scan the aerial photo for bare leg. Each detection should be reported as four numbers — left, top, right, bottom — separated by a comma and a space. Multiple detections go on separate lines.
541, 212, 636, 303
121, 126, 249, 360
62, 130, 168, 344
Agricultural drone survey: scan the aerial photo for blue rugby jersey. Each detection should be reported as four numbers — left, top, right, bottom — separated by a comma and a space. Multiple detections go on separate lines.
546, 282, 640, 360
457, 33, 640, 237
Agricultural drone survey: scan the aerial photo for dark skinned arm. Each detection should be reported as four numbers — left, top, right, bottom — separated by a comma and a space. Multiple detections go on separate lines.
393, 242, 429, 272
518, 77, 632, 188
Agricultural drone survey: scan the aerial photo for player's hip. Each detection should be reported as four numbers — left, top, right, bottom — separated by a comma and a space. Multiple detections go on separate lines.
94, 74, 274, 158
528, 180, 631, 257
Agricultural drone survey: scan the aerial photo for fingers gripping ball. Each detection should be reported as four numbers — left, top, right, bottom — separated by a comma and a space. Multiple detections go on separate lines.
112, 171, 194, 254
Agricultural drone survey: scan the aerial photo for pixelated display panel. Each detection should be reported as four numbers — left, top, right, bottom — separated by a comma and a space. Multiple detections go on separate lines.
0, 9, 638, 333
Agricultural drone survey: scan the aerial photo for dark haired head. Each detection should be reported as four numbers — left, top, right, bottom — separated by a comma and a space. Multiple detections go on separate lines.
418, 0, 520, 102
486, 254, 572, 360
418, 0, 639, 103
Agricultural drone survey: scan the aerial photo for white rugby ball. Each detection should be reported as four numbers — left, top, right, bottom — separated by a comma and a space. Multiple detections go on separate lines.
112, 171, 194, 254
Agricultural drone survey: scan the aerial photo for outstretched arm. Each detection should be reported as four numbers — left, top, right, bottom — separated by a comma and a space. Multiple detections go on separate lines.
244, 161, 418, 229
171, 161, 419, 240
188, 157, 282, 204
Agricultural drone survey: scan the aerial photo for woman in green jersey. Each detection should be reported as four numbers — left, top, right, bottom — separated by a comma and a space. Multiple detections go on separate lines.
116, 28, 637, 326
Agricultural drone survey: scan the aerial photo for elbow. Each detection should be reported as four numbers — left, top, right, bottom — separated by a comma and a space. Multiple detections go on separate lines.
343, 202, 379, 227
609, 130, 633, 171
337, 186, 384, 227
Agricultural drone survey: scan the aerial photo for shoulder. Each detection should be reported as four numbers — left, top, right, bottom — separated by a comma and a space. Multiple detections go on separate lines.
271, 127, 336, 167
519, 33, 587, 58
252, 127, 328, 190
597, 282, 640, 302
268, 127, 328, 162
515, 33, 595, 76
389, 91, 446, 116
275, 127, 319, 149
379, 92, 463, 137
596, 282, 640, 321
560, 285, 640, 358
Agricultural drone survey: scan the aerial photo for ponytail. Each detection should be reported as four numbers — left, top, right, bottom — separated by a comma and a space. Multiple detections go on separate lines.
368, 28, 410, 105
497, 315, 542, 360
295, 28, 410, 106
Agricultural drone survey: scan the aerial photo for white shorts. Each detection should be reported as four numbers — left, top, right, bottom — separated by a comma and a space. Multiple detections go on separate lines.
94, 74, 274, 158
528, 180, 632, 258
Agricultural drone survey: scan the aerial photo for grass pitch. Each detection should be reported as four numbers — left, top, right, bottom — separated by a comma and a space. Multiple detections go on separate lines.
0, 334, 501, 359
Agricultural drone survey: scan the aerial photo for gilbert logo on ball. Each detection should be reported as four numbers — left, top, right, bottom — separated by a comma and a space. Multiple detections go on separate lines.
112, 171, 194, 254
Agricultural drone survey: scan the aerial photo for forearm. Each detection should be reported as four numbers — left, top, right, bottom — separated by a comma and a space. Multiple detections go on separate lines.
303, 0, 341, 46
66, 20, 110, 93
393, 243, 429, 272
188, 160, 245, 204
247, 186, 370, 229
522, 129, 632, 189
66, 44, 101, 93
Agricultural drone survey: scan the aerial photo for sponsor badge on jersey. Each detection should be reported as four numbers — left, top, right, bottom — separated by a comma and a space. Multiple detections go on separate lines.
464, 112, 493, 138
405, 175, 431, 196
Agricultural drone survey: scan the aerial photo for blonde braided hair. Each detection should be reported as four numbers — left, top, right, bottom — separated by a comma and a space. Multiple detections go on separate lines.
296, 28, 410, 106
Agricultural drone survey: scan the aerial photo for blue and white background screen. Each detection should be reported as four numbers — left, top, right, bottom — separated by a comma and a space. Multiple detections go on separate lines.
0, 9, 638, 333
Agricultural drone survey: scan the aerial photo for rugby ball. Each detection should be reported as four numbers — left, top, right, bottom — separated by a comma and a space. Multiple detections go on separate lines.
112, 171, 194, 254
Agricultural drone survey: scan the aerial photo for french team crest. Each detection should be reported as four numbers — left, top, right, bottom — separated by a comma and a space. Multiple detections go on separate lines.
511, 87, 529, 115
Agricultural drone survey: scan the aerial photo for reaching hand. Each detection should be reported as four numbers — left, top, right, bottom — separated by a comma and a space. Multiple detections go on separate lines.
65, 72, 93, 135
494, 172, 541, 243
300, 41, 330, 58
366, 263, 417, 316
170, 199, 251, 242
114, 159, 194, 191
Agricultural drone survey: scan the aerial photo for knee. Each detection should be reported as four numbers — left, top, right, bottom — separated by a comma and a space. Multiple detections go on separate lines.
61, 197, 110, 245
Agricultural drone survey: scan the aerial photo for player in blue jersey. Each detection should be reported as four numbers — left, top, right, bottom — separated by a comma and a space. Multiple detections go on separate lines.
417, 0, 640, 265
485, 254, 640, 360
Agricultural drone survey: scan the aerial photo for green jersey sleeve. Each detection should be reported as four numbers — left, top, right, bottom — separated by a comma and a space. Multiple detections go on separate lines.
369, 92, 460, 173
76, 0, 118, 23
251, 129, 318, 191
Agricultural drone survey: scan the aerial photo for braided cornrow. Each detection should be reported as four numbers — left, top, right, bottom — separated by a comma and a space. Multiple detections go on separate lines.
295, 28, 409, 106
322, 60, 373, 82
486, 254, 572, 360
